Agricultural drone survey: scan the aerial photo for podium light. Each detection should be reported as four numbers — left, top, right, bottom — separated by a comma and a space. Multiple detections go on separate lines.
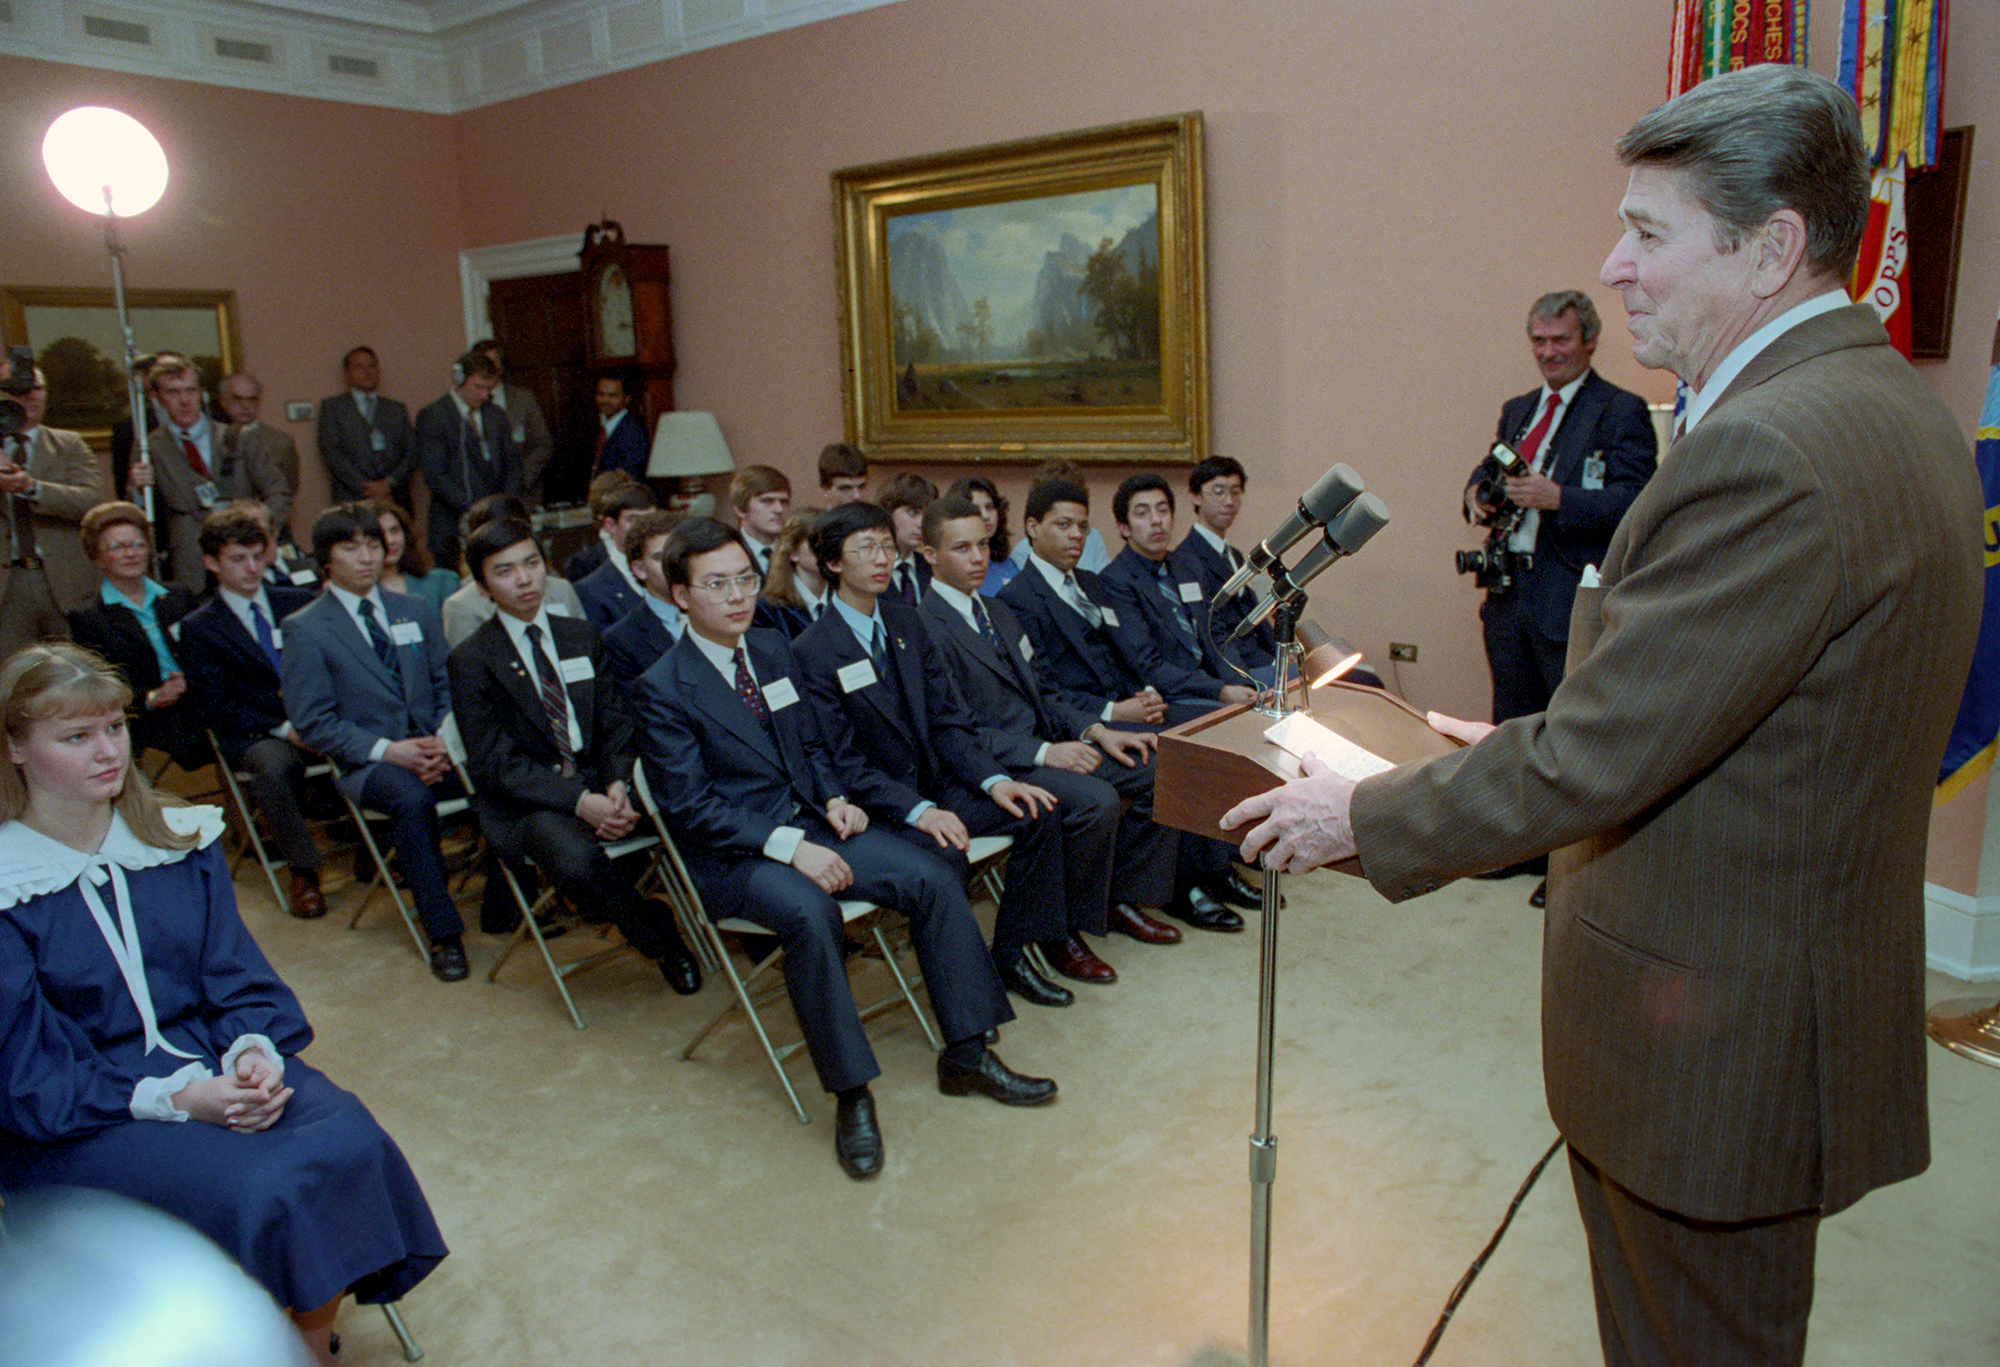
1296, 621, 1362, 689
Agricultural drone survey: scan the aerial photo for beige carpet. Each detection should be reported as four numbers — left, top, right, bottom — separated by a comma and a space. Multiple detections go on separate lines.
224, 846, 2000, 1367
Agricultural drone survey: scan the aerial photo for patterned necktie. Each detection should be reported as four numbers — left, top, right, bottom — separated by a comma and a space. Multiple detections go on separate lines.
1518, 391, 1561, 472
1063, 573, 1104, 628
970, 597, 1004, 655
356, 598, 401, 682
179, 430, 211, 480
733, 647, 772, 727
525, 624, 576, 775
249, 600, 280, 672
1153, 559, 1196, 643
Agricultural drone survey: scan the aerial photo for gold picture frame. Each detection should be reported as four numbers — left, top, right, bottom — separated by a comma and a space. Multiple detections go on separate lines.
833, 112, 1208, 467
0, 285, 241, 443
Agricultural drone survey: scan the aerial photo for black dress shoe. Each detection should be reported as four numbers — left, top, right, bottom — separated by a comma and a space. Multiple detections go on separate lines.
1165, 884, 1244, 933
1203, 873, 1262, 912
428, 939, 470, 982
937, 1049, 1057, 1106
1528, 879, 1547, 909
659, 946, 703, 996
994, 947, 1073, 1007
834, 1090, 883, 1179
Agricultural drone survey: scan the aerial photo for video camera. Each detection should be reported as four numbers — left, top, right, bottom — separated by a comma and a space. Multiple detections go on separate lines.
0, 345, 36, 441
1454, 440, 1532, 594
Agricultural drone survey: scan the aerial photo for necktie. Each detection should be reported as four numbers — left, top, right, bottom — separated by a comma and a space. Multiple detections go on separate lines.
360, 392, 376, 423
525, 624, 576, 775
179, 430, 211, 480
593, 426, 608, 472
1063, 573, 1104, 628
6, 436, 36, 562
356, 598, 401, 682
896, 563, 917, 606
970, 597, 1004, 655
1154, 560, 1197, 644
1517, 391, 1561, 472
733, 647, 772, 728
249, 600, 280, 672
869, 621, 888, 676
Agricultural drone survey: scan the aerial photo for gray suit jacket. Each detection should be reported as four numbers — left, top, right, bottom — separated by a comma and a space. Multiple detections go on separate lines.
218, 423, 297, 530
1351, 304, 1983, 1222
5, 425, 109, 609
316, 391, 414, 502
279, 587, 453, 799
139, 425, 215, 592
499, 385, 554, 502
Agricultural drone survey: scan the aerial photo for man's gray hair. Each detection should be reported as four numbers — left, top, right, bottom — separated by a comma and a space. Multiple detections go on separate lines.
1528, 290, 1601, 345
1615, 64, 1869, 280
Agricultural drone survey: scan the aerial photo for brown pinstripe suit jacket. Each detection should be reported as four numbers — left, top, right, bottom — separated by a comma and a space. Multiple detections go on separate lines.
1352, 304, 1982, 1221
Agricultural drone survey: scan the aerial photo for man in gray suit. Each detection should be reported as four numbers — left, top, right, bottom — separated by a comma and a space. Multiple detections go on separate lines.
1223, 66, 1983, 1366
127, 354, 223, 591
317, 345, 415, 505
471, 339, 553, 505
0, 359, 110, 657
216, 371, 297, 537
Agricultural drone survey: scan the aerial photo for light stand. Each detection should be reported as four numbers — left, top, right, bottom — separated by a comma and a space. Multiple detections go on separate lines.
101, 204, 153, 526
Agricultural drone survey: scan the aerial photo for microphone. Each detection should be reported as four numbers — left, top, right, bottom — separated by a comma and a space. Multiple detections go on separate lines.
1226, 492, 1391, 644
1215, 464, 1365, 602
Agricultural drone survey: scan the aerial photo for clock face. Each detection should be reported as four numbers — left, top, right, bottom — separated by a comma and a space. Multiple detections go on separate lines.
595, 263, 636, 356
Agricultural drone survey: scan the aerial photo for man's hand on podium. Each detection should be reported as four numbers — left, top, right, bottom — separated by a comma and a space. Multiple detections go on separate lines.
1220, 751, 1358, 873
1426, 711, 1495, 746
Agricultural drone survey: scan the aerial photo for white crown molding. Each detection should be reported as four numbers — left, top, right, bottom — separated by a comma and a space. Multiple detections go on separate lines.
0, 0, 907, 113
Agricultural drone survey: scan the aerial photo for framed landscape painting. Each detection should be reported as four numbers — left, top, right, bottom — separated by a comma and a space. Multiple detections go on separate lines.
834, 112, 1208, 467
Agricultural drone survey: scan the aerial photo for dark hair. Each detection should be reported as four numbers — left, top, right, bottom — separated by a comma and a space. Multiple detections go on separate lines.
342, 345, 378, 369
922, 495, 985, 550
1025, 477, 1088, 524
364, 500, 430, 576
596, 482, 658, 525
198, 506, 270, 558
311, 502, 388, 563
812, 501, 895, 584
454, 350, 501, 384
660, 517, 746, 588
875, 471, 936, 516
1113, 473, 1174, 526
622, 509, 684, 565
460, 493, 532, 540
818, 442, 868, 484
1187, 456, 1247, 494
463, 518, 541, 588
944, 475, 1009, 560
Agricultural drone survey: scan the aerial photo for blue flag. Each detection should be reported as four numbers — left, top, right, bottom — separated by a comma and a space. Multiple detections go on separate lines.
1938, 312, 2000, 799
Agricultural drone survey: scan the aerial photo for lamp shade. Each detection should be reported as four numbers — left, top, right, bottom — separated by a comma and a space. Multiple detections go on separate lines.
42, 107, 168, 218
646, 411, 735, 479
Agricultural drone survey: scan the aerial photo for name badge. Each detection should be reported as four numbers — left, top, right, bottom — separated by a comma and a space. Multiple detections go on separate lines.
1178, 581, 1202, 604
558, 655, 593, 683
837, 659, 877, 693
546, 601, 570, 616
289, 569, 317, 585
369, 429, 387, 452
1019, 636, 1034, 661
269, 629, 284, 650
762, 676, 799, 711
1100, 607, 1120, 629
193, 480, 219, 510
389, 620, 423, 646
1582, 453, 1607, 491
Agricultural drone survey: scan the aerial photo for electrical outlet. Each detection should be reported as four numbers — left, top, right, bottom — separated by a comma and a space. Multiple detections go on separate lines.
285, 401, 313, 422
1389, 642, 1418, 662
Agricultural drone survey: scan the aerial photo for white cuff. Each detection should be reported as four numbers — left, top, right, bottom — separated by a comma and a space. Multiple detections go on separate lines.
1033, 742, 1052, 765
367, 738, 390, 762
763, 825, 805, 864
905, 801, 935, 824
219, 1034, 284, 1084
131, 1061, 213, 1122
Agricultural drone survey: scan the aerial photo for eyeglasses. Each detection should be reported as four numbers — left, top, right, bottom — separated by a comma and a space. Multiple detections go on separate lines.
99, 539, 150, 555
845, 539, 898, 561
689, 571, 761, 600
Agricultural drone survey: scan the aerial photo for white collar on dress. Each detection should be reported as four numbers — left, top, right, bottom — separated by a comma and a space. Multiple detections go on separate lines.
0, 805, 225, 910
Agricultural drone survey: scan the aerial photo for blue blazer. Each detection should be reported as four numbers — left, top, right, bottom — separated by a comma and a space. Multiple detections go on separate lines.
603, 598, 677, 689
997, 561, 1152, 721
917, 587, 1098, 774
574, 559, 642, 633
1097, 545, 1235, 702
594, 413, 649, 480
1175, 529, 1274, 669
177, 585, 315, 764
279, 588, 452, 798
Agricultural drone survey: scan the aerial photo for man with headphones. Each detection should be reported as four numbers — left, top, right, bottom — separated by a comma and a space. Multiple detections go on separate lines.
415, 349, 520, 570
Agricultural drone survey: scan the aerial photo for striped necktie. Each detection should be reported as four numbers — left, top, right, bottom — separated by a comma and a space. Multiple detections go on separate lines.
526, 624, 577, 775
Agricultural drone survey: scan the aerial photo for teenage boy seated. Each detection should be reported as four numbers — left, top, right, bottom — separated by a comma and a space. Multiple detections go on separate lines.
817, 441, 869, 505
635, 518, 1055, 1180
281, 503, 479, 982
999, 478, 1257, 931
919, 495, 1184, 948
563, 474, 654, 583
602, 509, 686, 689
1177, 454, 1273, 668
177, 505, 326, 918
1099, 473, 1260, 708
729, 464, 792, 581
794, 502, 1116, 1006
875, 473, 936, 606
572, 478, 656, 631
441, 494, 586, 646
445, 518, 701, 994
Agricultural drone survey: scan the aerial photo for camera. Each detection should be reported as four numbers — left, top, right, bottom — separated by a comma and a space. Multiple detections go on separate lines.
1455, 440, 1532, 594
0, 344, 36, 441
1465, 440, 1526, 527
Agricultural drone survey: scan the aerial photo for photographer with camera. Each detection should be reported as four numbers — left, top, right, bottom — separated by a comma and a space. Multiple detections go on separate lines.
0, 347, 113, 660
1464, 291, 1656, 725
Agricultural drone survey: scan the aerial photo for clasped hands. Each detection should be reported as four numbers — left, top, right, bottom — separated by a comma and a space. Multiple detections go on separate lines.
173, 1047, 291, 1134
383, 735, 450, 784
1220, 711, 1495, 874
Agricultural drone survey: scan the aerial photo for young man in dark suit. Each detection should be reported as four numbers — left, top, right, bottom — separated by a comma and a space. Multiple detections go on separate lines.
601, 509, 686, 689
1176, 455, 1274, 670
999, 478, 1254, 931
794, 502, 1108, 1006
563, 478, 657, 586
177, 506, 325, 918
635, 518, 1054, 1180
920, 496, 1183, 949
414, 350, 519, 569
445, 518, 700, 994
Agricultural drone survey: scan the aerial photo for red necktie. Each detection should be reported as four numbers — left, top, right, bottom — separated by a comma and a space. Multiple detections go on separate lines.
1517, 392, 1561, 472
593, 427, 608, 472
179, 432, 211, 479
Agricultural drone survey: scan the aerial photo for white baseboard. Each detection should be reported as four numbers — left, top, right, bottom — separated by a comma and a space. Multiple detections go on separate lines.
1925, 884, 2000, 982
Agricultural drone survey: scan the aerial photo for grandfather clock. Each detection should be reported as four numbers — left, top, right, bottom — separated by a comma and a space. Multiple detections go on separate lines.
578, 219, 676, 446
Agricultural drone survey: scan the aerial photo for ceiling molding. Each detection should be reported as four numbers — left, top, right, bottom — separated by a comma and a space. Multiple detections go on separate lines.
0, 0, 908, 114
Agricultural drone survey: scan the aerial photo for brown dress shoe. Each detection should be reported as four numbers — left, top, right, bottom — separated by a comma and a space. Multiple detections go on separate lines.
287, 869, 327, 920
1107, 901, 1182, 945
1041, 935, 1117, 984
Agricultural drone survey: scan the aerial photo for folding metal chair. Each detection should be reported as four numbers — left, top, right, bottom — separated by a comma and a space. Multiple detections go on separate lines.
434, 718, 657, 1030
337, 730, 477, 961
207, 730, 343, 918
630, 760, 941, 1125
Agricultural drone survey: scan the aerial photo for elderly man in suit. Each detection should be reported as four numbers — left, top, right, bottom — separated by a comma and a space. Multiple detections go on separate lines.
416, 351, 520, 570
318, 346, 416, 505
1224, 66, 1983, 1367
445, 517, 701, 994
635, 517, 1054, 1179
282, 503, 481, 982
0, 360, 109, 658
215, 372, 298, 535
177, 505, 324, 918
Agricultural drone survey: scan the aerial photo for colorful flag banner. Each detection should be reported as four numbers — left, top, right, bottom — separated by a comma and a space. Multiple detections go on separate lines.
1839, 0, 1950, 170
1937, 309, 2000, 799
1668, 0, 1810, 97
1850, 156, 1913, 358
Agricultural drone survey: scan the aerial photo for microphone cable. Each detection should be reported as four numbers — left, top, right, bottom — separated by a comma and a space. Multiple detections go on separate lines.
1409, 1134, 1565, 1366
